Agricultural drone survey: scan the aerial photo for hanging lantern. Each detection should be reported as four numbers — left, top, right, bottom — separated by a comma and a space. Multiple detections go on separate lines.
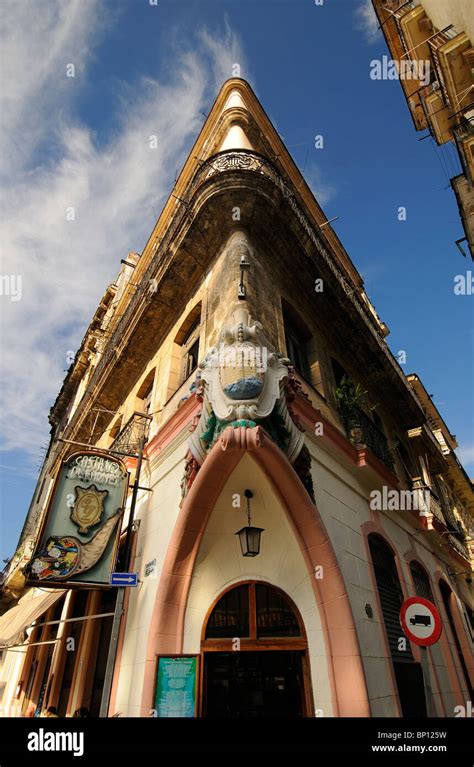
235, 489, 264, 557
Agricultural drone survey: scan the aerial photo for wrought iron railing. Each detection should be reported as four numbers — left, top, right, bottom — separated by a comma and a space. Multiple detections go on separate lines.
410, 480, 447, 526
110, 412, 152, 456
61, 149, 421, 445
447, 532, 470, 561
409, 480, 471, 560
338, 403, 394, 470
427, 492, 445, 525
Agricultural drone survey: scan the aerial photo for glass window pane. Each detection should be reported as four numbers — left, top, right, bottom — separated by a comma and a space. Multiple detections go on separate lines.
206, 585, 250, 639
256, 585, 301, 638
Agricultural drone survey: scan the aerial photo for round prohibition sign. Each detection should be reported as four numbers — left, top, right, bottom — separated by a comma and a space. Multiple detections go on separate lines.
400, 596, 442, 646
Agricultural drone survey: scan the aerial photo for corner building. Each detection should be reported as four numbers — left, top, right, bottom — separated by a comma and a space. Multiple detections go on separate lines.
1, 79, 473, 719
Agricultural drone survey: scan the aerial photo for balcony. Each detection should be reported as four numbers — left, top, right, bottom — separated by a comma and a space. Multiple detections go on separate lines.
337, 403, 394, 471
411, 479, 446, 525
453, 115, 474, 186
110, 411, 152, 456
410, 480, 471, 561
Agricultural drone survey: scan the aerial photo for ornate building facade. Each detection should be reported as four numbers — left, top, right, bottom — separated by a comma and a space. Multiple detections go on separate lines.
0, 79, 473, 719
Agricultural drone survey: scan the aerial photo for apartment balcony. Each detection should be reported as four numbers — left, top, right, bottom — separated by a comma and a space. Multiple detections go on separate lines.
410, 479, 471, 562
428, 30, 471, 117
110, 411, 152, 456
422, 87, 454, 144
337, 403, 394, 471
447, 532, 471, 562
453, 113, 474, 187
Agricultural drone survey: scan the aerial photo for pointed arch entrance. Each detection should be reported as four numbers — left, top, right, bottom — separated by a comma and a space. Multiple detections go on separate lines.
140, 426, 370, 717
200, 581, 312, 717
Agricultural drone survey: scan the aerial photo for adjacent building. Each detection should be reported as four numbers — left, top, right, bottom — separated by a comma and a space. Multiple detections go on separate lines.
371, 0, 474, 258
0, 78, 472, 719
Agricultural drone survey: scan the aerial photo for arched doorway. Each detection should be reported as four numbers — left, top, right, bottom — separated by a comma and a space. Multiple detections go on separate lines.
200, 581, 313, 718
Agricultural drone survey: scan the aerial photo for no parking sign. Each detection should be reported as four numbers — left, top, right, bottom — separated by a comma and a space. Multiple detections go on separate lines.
400, 596, 442, 646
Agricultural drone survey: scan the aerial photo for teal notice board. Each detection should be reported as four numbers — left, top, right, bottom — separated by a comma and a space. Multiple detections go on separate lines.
154, 655, 198, 717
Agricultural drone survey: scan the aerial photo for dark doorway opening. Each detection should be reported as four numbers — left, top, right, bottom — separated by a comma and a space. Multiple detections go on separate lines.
393, 661, 427, 718
203, 650, 305, 718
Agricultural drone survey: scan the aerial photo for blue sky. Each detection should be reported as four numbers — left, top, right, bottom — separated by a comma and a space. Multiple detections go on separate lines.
1, 0, 473, 563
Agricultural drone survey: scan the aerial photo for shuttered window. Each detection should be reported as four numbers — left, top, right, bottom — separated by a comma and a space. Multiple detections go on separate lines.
369, 535, 428, 716
410, 561, 435, 602
369, 534, 412, 661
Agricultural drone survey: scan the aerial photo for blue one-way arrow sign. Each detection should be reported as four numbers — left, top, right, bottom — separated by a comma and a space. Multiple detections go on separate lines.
110, 572, 138, 587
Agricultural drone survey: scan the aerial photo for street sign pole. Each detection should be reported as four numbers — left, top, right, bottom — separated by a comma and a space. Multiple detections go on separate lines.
399, 596, 443, 719
99, 431, 147, 718
420, 645, 437, 717
122, 432, 146, 569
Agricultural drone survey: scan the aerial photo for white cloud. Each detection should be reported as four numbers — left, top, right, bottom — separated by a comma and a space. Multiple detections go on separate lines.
355, 0, 380, 45
0, 0, 108, 178
0, 1, 246, 459
304, 163, 336, 207
455, 444, 474, 470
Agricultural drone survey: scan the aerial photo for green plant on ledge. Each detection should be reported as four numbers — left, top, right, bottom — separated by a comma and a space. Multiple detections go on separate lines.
334, 375, 376, 414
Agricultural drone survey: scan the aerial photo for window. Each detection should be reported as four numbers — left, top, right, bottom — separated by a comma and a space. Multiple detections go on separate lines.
410, 562, 434, 602
396, 440, 416, 485
180, 317, 200, 384
136, 369, 155, 416
331, 358, 348, 388
256, 584, 301, 638
285, 325, 310, 380
368, 534, 428, 718
282, 302, 312, 381
369, 535, 411, 661
108, 417, 122, 444
205, 583, 302, 640
206, 585, 250, 639
166, 303, 202, 398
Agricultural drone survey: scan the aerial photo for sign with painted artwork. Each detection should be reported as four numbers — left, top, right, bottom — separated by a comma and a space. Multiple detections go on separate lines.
26, 452, 128, 588
154, 656, 198, 718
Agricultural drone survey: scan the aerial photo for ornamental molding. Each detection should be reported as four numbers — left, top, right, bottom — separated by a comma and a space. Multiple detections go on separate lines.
179, 308, 307, 504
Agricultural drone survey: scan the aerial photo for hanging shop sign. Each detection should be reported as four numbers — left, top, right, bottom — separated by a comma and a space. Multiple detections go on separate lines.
154, 656, 198, 718
26, 452, 128, 588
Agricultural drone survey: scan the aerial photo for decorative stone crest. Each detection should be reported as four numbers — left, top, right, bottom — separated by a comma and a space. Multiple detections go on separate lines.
187, 307, 305, 465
